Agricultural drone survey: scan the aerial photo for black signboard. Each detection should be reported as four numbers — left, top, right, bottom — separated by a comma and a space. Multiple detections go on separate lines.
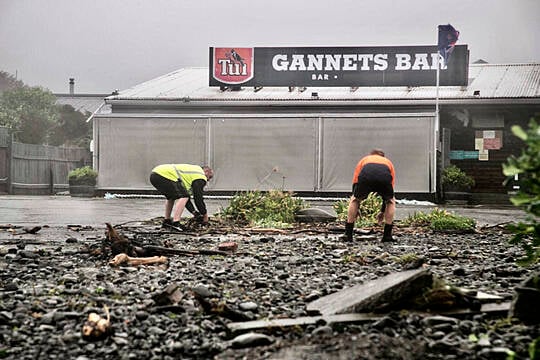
209, 45, 469, 87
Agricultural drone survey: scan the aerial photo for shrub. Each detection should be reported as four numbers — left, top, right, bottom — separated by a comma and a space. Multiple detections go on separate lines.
503, 116, 540, 265
333, 193, 383, 227
68, 166, 97, 186
442, 165, 475, 190
429, 215, 476, 232
401, 208, 476, 232
218, 190, 307, 227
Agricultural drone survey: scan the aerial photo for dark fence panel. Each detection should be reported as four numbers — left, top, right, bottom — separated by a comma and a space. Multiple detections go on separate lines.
11, 142, 91, 195
0, 128, 9, 194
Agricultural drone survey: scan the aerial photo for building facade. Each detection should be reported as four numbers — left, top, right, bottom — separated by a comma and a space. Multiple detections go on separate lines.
91, 63, 540, 202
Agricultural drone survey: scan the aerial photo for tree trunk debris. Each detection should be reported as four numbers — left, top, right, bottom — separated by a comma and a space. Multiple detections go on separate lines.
82, 305, 111, 340
109, 253, 168, 267
102, 223, 231, 262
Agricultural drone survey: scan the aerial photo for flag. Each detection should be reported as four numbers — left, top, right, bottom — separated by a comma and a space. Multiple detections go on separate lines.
438, 24, 460, 65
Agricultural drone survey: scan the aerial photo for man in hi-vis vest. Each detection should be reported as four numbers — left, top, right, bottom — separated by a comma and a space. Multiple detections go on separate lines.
150, 164, 214, 231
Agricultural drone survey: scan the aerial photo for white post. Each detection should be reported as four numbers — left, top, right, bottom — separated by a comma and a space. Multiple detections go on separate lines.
434, 50, 441, 194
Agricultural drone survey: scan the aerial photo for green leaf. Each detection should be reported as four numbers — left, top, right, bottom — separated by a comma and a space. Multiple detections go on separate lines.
511, 125, 528, 140
502, 163, 521, 176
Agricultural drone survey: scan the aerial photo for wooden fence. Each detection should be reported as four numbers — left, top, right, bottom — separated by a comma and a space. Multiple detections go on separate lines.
0, 127, 91, 195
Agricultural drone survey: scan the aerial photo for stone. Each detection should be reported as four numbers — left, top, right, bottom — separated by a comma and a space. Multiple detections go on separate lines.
218, 242, 238, 252
152, 283, 183, 306
294, 208, 337, 223
239, 301, 258, 312
231, 332, 274, 348
509, 271, 540, 324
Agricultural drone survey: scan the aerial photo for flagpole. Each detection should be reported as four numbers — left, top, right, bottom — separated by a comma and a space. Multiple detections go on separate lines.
435, 23, 459, 199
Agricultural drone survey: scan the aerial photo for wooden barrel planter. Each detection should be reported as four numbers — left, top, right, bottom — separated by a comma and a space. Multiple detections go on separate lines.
443, 190, 472, 205
441, 165, 475, 205
68, 166, 97, 198
69, 184, 96, 197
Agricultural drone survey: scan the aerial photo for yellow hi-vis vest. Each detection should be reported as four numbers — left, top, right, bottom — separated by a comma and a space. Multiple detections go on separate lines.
152, 164, 207, 192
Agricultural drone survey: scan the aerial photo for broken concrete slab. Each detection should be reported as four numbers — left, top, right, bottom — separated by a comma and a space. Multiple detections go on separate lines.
307, 268, 433, 316
455, 287, 504, 302
227, 313, 382, 334
227, 302, 510, 334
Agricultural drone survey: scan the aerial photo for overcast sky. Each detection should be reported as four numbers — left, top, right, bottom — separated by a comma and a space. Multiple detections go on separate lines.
1, 0, 538, 94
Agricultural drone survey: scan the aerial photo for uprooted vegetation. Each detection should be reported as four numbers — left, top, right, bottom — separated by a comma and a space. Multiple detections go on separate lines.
216, 190, 479, 233
333, 193, 383, 227
217, 190, 308, 228
400, 208, 477, 232
332, 195, 477, 233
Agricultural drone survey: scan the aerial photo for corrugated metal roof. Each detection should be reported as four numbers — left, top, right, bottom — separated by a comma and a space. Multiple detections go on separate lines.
55, 94, 108, 114
108, 63, 540, 103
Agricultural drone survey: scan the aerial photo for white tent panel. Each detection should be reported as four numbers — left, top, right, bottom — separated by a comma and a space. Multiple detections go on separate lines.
94, 114, 432, 192
321, 116, 433, 192
96, 117, 207, 189
211, 118, 317, 191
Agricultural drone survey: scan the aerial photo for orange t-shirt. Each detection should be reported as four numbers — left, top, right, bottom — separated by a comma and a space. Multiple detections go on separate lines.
352, 154, 395, 187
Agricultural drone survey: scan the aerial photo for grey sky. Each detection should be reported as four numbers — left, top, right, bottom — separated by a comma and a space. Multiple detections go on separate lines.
1, 0, 538, 94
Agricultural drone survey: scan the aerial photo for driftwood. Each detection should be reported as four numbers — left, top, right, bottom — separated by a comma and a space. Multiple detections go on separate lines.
193, 291, 251, 322
6, 226, 42, 236
105, 223, 136, 256
103, 223, 231, 259
82, 305, 111, 339
141, 245, 230, 257
109, 253, 168, 267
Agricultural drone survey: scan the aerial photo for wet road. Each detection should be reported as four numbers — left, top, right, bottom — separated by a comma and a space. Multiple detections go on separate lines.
0, 195, 529, 227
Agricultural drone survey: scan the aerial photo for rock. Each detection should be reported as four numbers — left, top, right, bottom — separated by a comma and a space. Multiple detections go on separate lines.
476, 347, 514, 359
421, 315, 459, 327
453, 267, 467, 276
0, 311, 13, 324
312, 325, 333, 336
135, 311, 149, 320
23, 226, 41, 234
509, 271, 540, 324
191, 284, 213, 299
18, 250, 39, 259
218, 242, 238, 252
152, 283, 182, 306
239, 301, 258, 312
294, 208, 337, 223
231, 332, 274, 348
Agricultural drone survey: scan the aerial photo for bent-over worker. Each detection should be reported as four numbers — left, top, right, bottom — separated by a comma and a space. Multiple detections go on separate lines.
341, 149, 396, 242
150, 163, 213, 231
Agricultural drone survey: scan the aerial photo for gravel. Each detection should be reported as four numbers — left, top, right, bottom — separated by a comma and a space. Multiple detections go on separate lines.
1, 220, 539, 359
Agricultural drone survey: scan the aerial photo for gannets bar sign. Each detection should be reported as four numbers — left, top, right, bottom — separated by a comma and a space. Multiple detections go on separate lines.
209, 45, 468, 87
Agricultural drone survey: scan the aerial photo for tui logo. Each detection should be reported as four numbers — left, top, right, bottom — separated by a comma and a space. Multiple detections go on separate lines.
213, 48, 254, 84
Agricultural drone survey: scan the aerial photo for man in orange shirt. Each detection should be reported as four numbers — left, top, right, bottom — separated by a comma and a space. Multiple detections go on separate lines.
341, 149, 396, 242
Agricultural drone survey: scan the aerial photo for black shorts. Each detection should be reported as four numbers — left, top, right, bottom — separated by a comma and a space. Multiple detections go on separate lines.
150, 172, 189, 200
352, 164, 394, 201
